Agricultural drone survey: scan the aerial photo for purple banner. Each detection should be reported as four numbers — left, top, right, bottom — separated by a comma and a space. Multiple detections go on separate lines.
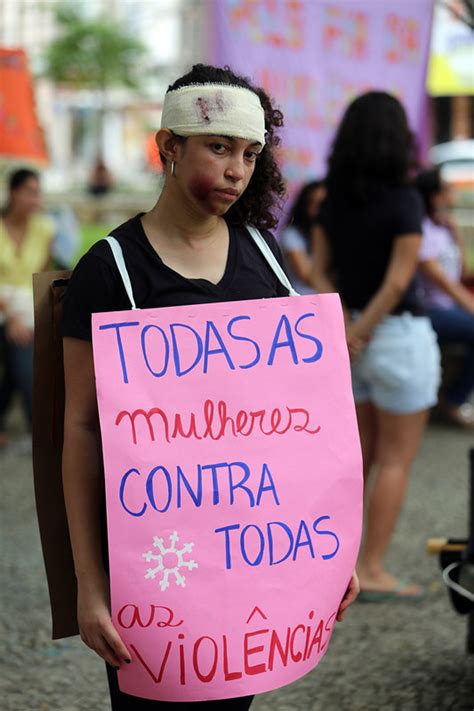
209, 0, 433, 201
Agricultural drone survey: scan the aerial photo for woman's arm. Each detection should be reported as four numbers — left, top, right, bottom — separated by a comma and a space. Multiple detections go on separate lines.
285, 249, 313, 287
348, 234, 422, 343
312, 225, 353, 331
280, 226, 314, 288
447, 217, 469, 278
63, 337, 131, 668
311, 225, 338, 294
419, 259, 474, 314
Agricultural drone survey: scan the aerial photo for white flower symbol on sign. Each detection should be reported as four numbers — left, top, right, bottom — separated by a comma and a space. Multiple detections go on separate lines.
142, 531, 198, 592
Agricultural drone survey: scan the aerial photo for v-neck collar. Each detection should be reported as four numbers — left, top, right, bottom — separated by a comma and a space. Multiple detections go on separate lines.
135, 214, 237, 293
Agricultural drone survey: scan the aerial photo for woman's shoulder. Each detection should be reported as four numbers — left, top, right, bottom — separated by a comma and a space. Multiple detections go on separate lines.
378, 185, 423, 238
240, 223, 284, 259
259, 226, 280, 250
69, 214, 141, 285
394, 184, 421, 198
385, 184, 423, 209
235, 223, 289, 286
82, 213, 144, 263
62, 220, 139, 341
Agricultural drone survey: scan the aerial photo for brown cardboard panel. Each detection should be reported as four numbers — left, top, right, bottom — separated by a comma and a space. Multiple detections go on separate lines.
32, 271, 79, 639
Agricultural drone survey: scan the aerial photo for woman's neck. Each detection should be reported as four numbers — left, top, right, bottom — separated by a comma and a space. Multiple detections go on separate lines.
3, 207, 30, 228
144, 184, 221, 245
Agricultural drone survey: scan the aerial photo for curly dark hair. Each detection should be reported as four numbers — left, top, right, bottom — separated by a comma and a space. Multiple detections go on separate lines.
326, 91, 418, 203
166, 64, 286, 230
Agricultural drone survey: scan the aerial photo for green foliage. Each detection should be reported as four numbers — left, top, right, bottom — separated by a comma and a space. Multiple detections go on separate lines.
77, 223, 113, 263
43, 4, 148, 91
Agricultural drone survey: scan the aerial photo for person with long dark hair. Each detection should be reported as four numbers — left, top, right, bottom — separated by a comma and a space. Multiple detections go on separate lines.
415, 167, 474, 428
0, 168, 55, 447
61, 64, 359, 709
280, 180, 326, 294
312, 91, 440, 601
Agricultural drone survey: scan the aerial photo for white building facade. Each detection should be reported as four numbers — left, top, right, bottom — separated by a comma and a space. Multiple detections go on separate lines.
0, 0, 208, 189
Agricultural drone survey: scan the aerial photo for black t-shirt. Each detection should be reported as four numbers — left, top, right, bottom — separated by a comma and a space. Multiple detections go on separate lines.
62, 215, 290, 341
316, 185, 423, 314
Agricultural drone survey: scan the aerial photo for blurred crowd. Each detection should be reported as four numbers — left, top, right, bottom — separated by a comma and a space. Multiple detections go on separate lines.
1, 94, 473, 449
0, 89, 473, 598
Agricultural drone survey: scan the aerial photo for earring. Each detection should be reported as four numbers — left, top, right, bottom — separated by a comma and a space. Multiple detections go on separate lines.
170, 160, 175, 177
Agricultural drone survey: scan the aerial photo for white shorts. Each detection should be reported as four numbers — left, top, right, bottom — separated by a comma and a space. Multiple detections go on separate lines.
351, 313, 441, 414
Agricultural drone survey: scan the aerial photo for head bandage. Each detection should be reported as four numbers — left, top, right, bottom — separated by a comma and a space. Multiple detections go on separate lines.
161, 84, 266, 146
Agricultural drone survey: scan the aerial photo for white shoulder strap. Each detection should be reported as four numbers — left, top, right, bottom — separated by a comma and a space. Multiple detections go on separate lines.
105, 235, 138, 310
245, 224, 300, 297
105, 228, 298, 309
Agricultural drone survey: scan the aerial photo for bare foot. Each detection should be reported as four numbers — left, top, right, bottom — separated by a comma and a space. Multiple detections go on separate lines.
357, 568, 422, 596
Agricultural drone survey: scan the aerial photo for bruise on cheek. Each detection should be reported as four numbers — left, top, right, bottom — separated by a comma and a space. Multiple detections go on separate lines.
188, 176, 215, 204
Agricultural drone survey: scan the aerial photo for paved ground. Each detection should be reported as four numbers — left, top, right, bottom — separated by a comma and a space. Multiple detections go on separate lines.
1, 417, 473, 711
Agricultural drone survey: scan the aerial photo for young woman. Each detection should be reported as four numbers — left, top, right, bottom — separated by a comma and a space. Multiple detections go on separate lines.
61, 64, 359, 710
312, 91, 440, 601
0, 168, 55, 446
280, 180, 326, 295
415, 167, 474, 428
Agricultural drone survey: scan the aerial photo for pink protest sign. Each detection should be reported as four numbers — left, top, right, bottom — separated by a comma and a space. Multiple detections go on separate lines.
92, 294, 362, 702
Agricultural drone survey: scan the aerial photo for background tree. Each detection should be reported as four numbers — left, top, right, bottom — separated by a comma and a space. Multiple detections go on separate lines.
42, 5, 149, 159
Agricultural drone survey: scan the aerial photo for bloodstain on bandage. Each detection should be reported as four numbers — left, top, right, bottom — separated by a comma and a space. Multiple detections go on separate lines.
215, 91, 226, 112
196, 98, 211, 123
195, 93, 228, 124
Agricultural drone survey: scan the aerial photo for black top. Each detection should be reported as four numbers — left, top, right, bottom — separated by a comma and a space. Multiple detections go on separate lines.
62, 214, 290, 341
316, 186, 423, 314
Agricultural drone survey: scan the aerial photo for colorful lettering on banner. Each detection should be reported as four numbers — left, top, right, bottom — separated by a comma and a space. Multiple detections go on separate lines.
322, 4, 369, 60
323, 73, 371, 129
278, 146, 318, 193
92, 295, 362, 701
228, 0, 305, 50
211, 0, 433, 180
384, 13, 421, 64
384, 82, 408, 106
257, 68, 323, 130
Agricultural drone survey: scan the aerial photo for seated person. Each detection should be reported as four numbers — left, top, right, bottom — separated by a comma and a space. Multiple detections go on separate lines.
0, 168, 55, 445
87, 157, 114, 197
280, 180, 326, 295
415, 167, 474, 428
